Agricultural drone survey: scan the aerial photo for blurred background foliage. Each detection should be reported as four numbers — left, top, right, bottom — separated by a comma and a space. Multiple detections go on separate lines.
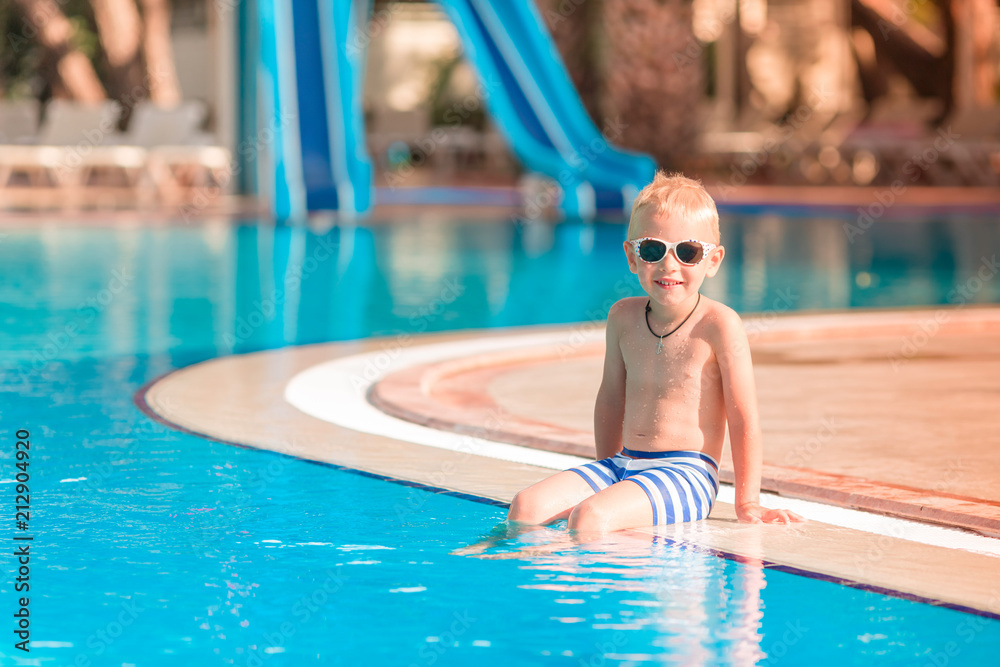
0, 1, 101, 100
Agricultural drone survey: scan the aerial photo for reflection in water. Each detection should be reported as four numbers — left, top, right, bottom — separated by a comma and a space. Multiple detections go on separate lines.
457, 522, 769, 664
721, 212, 1000, 312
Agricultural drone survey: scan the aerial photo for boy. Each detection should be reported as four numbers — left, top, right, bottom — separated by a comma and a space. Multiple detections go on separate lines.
508, 172, 804, 535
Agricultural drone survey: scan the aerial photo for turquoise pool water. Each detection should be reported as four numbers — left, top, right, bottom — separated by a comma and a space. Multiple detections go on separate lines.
1, 215, 999, 666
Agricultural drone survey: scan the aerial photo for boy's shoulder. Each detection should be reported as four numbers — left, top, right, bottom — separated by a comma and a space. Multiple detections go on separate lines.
606, 296, 647, 326
694, 297, 748, 348
695, 295, 741, 325
607, 296, 646, 316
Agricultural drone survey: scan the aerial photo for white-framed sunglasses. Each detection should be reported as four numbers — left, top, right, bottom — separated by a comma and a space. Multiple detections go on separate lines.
627, 237, 718, 266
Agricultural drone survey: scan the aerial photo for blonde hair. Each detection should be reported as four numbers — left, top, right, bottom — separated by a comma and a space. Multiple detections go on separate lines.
627, 171, 720, 244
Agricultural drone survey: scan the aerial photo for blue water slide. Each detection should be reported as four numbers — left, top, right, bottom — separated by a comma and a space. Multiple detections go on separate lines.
316, 0, 374, 215
436, 0, 656, 217
252, 0, 650, 220
257, 0, 307, 220
437, 0, 593, 217
256, 0, 373, 220
485, 0, 656, 188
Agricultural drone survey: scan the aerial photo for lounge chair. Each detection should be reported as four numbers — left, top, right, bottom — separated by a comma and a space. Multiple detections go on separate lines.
124, 100, 232, 200
0, 99, 42, 187
0, 99, 40, 144
0, 100, 127, 188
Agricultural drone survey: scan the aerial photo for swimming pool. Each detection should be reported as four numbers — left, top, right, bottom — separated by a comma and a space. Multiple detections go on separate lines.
1, 213, 999, 665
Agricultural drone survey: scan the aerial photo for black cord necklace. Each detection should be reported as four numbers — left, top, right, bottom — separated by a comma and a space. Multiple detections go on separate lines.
645, 293, 701, 355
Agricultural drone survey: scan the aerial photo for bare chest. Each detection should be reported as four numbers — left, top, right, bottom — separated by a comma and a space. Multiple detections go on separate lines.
619, 318, 718, 396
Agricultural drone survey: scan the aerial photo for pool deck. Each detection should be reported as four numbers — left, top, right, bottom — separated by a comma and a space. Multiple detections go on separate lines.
139, 305, 1000, 618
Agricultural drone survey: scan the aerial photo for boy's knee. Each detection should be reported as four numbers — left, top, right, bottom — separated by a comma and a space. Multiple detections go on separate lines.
567, 500, 606, 533
507, 490, 541, 523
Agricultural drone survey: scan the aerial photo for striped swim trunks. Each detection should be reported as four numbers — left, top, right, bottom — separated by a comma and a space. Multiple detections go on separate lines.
568, 447, 720, 525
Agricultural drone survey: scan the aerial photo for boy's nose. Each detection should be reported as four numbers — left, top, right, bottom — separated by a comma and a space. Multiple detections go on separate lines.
661, 248, 683, 268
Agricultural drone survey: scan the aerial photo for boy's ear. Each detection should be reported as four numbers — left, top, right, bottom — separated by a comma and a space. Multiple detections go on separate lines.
704, 245, 725, 277
623, 241, 638, 274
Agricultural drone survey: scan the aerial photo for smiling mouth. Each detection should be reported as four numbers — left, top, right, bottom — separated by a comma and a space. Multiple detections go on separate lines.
655, 279, 683, 287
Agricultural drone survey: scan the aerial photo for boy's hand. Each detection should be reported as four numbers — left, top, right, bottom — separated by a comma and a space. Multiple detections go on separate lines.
737, 502, 806, 524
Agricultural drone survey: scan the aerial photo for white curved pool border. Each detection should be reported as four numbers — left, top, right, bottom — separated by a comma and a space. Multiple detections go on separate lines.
284, 329, 1000, 558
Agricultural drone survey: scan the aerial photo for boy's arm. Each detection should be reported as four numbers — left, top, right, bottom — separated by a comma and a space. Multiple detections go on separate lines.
593, 302, 626, 460
715, 310, 805, 524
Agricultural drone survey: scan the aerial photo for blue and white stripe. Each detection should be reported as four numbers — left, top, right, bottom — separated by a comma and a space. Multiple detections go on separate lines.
568, 448, 720, 526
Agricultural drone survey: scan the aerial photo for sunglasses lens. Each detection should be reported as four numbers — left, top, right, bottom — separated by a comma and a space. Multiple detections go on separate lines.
637, 239, 667, 262
675, 242, 703, 265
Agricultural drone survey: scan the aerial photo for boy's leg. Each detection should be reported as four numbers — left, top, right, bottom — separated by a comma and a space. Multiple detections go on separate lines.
567, 479, 654, 538
454, 471, 596, 557
507, 470, 597, 525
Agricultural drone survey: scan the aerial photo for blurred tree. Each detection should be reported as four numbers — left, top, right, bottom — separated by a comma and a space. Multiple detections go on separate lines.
89, 0, 182, 121
600, 0, 702, 168
957, 0, 998, 107
7, 0, 106, 102
2, 0, 182, 122
89, 0, 145, 104
537, 0, 604, 127
536, 0, 702, 168
138, 0, 181, 106
851, 0, 998, 122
